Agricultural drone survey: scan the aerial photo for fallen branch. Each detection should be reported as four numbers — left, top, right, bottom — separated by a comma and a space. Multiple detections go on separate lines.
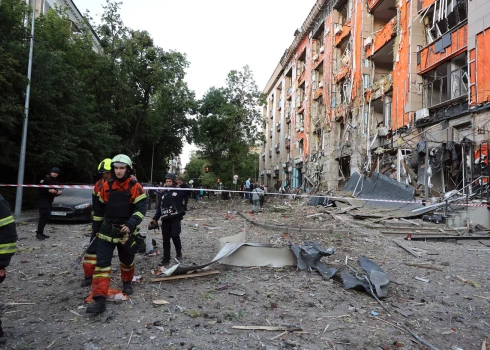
270, 330, 288, 340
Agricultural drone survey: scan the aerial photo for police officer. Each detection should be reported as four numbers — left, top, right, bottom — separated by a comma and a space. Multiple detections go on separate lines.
176, 175, 190, 211
151, 173, 185, 266
36, 167, 62, 240
0, 195, 17, 344
81, 158, 112, 287
86, 155, 147, 314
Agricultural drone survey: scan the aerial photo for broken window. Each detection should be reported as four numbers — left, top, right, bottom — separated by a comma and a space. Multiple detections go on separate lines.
296, 113, 304, 132
423, 0, 467, 44
423, 54, 467, 108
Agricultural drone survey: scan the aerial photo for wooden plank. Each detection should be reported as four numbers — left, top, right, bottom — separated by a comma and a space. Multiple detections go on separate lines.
405, 262, 442, 271
150, 270, 220, 282
392, 240, 420, 257
407, 236, 490, 241
232, 326, 302, 332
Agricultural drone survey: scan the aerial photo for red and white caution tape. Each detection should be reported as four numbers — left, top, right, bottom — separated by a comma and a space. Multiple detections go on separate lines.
1, 183, 488, 208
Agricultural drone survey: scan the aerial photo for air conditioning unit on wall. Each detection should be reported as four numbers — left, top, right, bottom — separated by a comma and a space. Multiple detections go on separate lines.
363, 37, 373, 48
415, 108, 430, 121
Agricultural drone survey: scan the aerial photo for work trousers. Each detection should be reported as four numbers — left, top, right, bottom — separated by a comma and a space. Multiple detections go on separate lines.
37, 201, 52, 234
92, 235, 135, 298
252, 200, 261, 213
82, 232, 98, 278
161, 217, 182, 261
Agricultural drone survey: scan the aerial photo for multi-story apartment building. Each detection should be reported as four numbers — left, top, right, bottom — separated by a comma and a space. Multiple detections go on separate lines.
29, 0, 101, 52
260, 0, 490, 197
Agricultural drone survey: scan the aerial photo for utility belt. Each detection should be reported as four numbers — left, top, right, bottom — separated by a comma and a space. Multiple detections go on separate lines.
98, 222, 146, 254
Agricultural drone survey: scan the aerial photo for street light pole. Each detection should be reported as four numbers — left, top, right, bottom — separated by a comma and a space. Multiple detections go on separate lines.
150, 143, 155, 184
15, 0, 36, 217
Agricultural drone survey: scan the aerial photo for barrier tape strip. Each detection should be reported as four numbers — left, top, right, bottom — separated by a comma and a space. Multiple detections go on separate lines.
1, 183, 488, 208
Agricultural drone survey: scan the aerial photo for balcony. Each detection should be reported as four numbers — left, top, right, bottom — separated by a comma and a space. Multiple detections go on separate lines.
334, 21, 351, 47
417, 24, 467, 74
313, 87, 323, 101
334, 64, 349, 83
285, 109, 292, 123
278, 99, 283, 111
268, 148, 272, 158
365, 72, 393, 102
275, 143, 280, 153
366, 17, 397, 58
260, 170, 265, 176
285, 138, 291, 149
276, 122, 281, 131
269, 129, 273, 138
287, 85, 294, 97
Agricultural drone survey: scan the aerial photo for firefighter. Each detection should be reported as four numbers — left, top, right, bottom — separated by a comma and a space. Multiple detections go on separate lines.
150, 173, 186, 266
0, 195, 18, 344
86, 154, 147, 314
81, 158, 112, 287
36, 167, 62, 240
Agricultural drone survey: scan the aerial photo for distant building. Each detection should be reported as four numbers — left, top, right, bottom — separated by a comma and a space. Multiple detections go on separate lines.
260, 0, 490, 199
29, 0, 101, 52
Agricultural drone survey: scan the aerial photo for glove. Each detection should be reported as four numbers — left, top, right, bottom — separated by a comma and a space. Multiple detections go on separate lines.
148, 220, 159, 231
0, 269, 6, 284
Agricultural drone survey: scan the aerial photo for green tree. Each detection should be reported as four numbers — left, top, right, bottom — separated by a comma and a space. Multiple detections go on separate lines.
195, 66, 263, 182
0, 0, 28, 172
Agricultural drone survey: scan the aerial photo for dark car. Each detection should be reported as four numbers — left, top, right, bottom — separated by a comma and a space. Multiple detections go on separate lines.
50, 188, 92, 222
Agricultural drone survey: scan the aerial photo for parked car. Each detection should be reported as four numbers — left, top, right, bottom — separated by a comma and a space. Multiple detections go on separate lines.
50, 188, 92, 222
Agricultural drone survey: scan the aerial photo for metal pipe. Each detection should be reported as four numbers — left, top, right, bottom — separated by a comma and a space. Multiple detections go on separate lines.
14, 0, 36, 217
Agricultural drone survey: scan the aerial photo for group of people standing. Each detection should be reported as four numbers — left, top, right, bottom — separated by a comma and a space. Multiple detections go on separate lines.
239, 178, 267, 213
32, 154, 190, 315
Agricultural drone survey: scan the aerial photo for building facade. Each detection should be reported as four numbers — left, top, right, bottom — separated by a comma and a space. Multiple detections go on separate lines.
29, 0, 101, 52
260, 0, 490, 198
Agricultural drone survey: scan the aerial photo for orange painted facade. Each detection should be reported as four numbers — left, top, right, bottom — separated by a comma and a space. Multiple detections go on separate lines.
260, 0, 490, 191
417, 25, 468, 74
366, 17, 397, 59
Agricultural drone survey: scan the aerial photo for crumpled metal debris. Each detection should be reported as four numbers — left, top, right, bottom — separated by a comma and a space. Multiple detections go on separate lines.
341, 256, 390, 298
290, 242, 337, 278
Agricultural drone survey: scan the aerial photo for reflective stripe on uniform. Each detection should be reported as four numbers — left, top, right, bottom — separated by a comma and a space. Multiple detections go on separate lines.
82, 253, 97, 264
120, 262, 134, 272
0, 243, 16, 255
96, 233, 120, 244
92, 215, 104, 222
93, 266, 111, 278
0, 215, 14, 228
133, 193, 146, 204
133, 211, 144, 220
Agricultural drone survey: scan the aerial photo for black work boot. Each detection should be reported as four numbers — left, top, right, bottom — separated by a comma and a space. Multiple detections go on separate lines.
176, 251, 183, 260
35, 231, 45, 240
86, 297, 106, 314
158, 258, 170, 266
42, 233, 50, 239
122, 281, 133, 296
80, 277, 92, 287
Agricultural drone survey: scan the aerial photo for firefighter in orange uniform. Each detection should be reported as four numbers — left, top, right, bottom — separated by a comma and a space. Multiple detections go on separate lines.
86, 154, 147, 314
81, 158, 112, 287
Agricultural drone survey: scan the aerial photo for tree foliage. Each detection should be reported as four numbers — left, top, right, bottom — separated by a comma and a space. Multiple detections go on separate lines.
193, 66, 263, 182
0, 0, 195, 187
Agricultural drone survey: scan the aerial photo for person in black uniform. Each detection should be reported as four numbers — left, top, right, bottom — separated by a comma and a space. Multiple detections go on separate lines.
36, 167, 62, 240
176, 175, 190, 211
151, 173, 186, 266
0, 195, 17, 345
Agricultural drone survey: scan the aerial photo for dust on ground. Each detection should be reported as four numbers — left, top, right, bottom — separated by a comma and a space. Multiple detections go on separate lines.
2, 195, 490, 349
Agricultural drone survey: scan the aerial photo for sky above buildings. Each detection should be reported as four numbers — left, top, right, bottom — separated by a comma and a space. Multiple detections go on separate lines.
75, 0, 316, 165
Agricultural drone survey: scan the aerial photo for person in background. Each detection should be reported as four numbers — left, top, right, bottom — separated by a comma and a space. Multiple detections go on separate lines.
151, 173, 186, 265
251, 184, 264, 214
36, 167, 62, 240
81, 158, 112, 287
0, 194, 17, 345
176, 175, 190, 211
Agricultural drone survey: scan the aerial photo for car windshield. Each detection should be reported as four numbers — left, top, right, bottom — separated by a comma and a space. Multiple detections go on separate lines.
57, 188, 92, 199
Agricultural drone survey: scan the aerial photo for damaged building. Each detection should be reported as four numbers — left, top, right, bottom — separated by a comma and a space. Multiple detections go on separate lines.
260, 0, 490, 218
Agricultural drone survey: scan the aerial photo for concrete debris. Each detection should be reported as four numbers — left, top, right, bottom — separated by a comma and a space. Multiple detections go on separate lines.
290, 242, 337, 278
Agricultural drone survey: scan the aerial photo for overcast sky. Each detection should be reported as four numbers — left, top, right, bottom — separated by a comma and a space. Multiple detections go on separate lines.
75, 0, 316, 166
